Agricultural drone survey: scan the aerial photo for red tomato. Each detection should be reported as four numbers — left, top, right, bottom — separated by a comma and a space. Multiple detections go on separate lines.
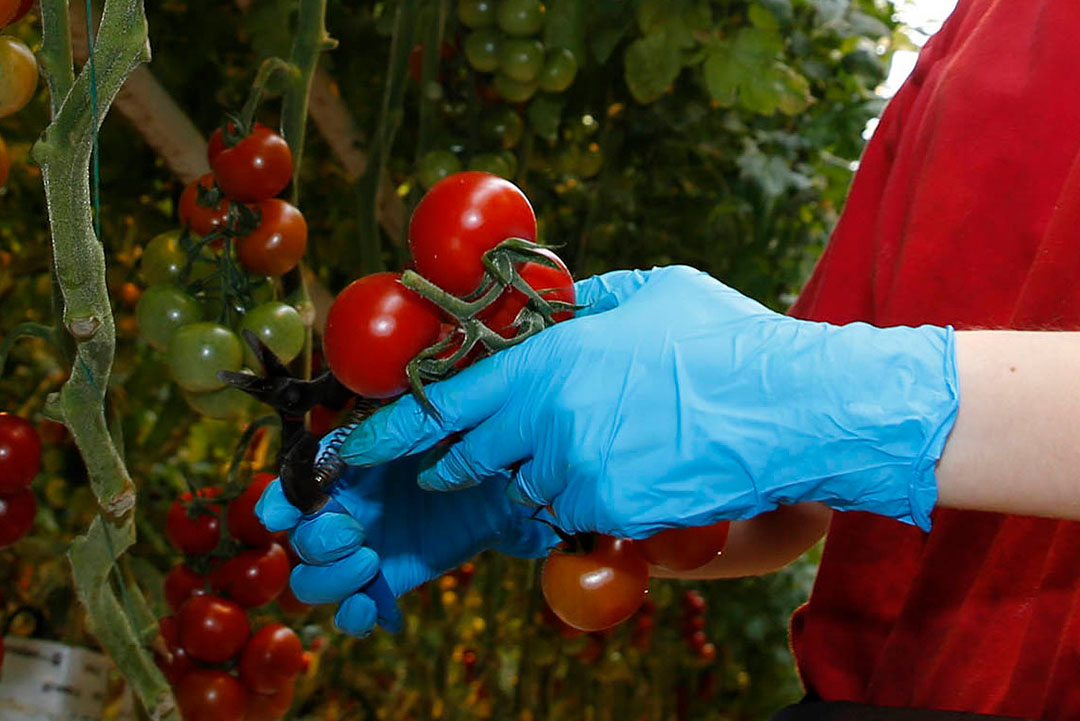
165, 563, 207, 613
478, 248, 575, 337
154, 616, 194, 685
275, 585, 311, 616
166, 487, 223, 556
636, 521, 731, 572
175, 668, 248, 721
179, 173, 230, 236
0, 488, 35, 548
243, 683, 294, 721
409, 171, 537, 296
209, 542, 290, 608
235, 199, 307, 276
541, 535, 649, 632
682, 589, 706, 613
323, 272, 444, 398
688, 630, 707, 651
211, 125, 293, 202
698, 642, 717, 663
0, 0, 34, 27
238, 623, 304, 694
207, 122, 272, 166
0, 413, 41, 495
178, 594, 251, 664
227, 473, 276, 547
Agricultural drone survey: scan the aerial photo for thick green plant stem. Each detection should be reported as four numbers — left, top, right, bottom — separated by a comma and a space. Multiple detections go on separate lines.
34, 0, 180, 718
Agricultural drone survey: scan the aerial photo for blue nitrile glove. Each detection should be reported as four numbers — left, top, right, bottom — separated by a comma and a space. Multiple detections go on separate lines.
256, 454, 556, 636
338, 265, 960, 537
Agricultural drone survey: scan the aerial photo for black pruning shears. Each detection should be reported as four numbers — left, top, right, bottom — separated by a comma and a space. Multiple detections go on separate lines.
219, 330, 403, 633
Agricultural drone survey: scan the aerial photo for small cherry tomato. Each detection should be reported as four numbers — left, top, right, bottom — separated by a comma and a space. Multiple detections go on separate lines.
497, 38, 543, 83
166, 487, 223, 556
239, 623, 304, 694
538, 47, 578, 93
409, 171, 537, 296
541, 535, 649, 632
464, 28, 501, 72
178, 173, 230, 236
688, 630, 707, 651
698, 642, 717, 663
164, 563, 208, 613
637, 521, 731, 572
175, 668, 248, 721
235, 199, 307, 276
227, 473, 276, 547
417, 149, 462, 189
481, 106, 525, 150
0, 413, 41, 495
457, 0, 495, 28
178, 594, 251, 664
323, 272, 444, 398
207, 121, 270, 166
478, 248, 574, 338
243, 682, 294, 721
166, 322, 244, 393
493, 72, 538, 103
209, 542, 290, 609
135, 285, 202, 352
0, 37, 37, 119
211, 125, 293, 203
154, 616, 194, 685
496, 0, 544, 36
238, 302, 305, 369
0, 488, 35, 548
682, 589, 707, 614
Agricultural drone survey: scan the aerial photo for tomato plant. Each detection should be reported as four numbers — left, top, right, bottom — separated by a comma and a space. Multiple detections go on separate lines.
0, 413, 40, 495
235, 199, 307, 276
323, 272, 444, 397
227, 473, 276, 548
237, 302, 305, 369
178, 173, 230, 236
238, 623, 304, 694
178, 594, 251, 663
175, 668, 248, 721
165, 563, 208, 613
135, 285, 202, 352
209, 542, 290, 609
166, 322, 244, 393
166, 487, 223, 556
0, 488, 35, 548
541, 535, 649, 632
478, 248, 575, 337
154, 616, 194, 685
637, 521, 731, 572
409, 171, 537, 296
0, 37, 37, 119
211, 125, 293, 202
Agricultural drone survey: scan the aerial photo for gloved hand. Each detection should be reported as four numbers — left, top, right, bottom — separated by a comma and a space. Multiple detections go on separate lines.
338, 265, 960, 536
256, 454, 556, 636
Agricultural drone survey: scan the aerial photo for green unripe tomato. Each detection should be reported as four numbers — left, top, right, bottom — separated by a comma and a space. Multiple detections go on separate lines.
184, 385, 254, 420
497, 38, 544, 83
166, 322, 243, 393
496, 0, 544, 37
527, 93, 565, 143
469, 152, 514, 179
457, 0, 495, 28
141, 229, 217, 286
481, 106, 525, 149
135, 285, 202, 352
464, 28, 501, 72
239, 302, 306, 369
493, 72, 538, 102
417, 149, 463, 188
538, 47, 577, 93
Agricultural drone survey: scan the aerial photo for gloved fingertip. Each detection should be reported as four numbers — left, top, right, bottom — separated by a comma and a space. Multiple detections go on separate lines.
255, 480, 302, 532
417, 464, 478, 492
334, 594, 378, 637
290, 513, 366, 564
339, 420, 380, 466
290, 547, 381, 605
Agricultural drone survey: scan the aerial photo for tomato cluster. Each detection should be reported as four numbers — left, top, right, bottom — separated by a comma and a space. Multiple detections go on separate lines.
0, 413, 39, 549
681, 590, 717, 663
158, 473, 310, 721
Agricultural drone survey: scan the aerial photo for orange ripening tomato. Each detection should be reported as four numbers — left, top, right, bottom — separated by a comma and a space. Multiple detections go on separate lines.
541, 535, 649, 632
636, 521, 731, 572
0, 37, 37, 119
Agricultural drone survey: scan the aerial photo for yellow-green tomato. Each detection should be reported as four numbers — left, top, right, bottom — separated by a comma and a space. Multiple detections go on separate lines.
497, 38, 544, 83
496, 0, 544, 37
141, 229, 216, 286
538, 47, 577, 93
166, 322, 243, 393
238, 302, 306, 369
135, 285, 202, 352
417, 149, 462, 189
457, 0, 495, 28
493, 72, 538, 102
0, 37, 37, 119
464, 28, 501, 73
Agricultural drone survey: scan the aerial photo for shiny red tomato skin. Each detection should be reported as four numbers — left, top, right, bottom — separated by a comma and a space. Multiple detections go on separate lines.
479, 248, 575, 337
235, 199, 307, 276
178, 173, 230, 236
0, 413, 41, 494
178, 594, 251, 664
207, 122, 270, 166
176, 668, 248, 721
637, 521, 731, 572
0, 488, 35, 548
211, 126, 293, 202
541, 536, 649, 633
409, 171, 537, 296
323, 272, 444, 398
227, 473, 276, 547
165, 563, 208, 613
243, 683, 294, 721
239, 623, 304, 694
155, 615, 194, 685
209, 542, 290, 608
166, 487, 223, 556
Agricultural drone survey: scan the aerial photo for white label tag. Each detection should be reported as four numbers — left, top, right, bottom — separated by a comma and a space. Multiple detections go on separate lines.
0, 638, 133, 721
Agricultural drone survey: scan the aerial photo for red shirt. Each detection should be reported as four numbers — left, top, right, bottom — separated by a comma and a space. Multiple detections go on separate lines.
788, 0, 1080, 717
